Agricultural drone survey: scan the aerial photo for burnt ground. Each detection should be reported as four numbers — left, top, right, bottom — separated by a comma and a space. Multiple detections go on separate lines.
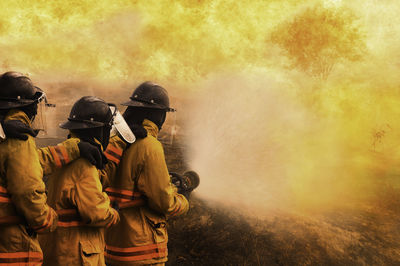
37, 133, 400, 266
161, 134, 400, 266
166, 196, 400, 266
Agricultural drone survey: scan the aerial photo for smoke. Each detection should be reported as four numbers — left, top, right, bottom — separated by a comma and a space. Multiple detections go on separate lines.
184, 73, 302, 209
184, 66, 400, 213
180, 0, 400, 213
1, 0, 400, 215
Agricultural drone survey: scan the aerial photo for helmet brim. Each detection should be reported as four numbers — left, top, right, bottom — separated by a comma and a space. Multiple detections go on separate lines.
121, 99, 176, 112
0, 89, 45, 110
0, 99, 36, 109
59, 120, 106, 130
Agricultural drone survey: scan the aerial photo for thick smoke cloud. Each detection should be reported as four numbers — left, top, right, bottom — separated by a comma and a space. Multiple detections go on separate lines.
1, 0, 400, 215
184, 69, 400, 213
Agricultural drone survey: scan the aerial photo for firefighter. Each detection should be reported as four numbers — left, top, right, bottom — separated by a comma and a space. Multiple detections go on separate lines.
39, 96, 120, 266
0, 71, 59, 265
104, 82, 189, 266
0, 108, 108, 170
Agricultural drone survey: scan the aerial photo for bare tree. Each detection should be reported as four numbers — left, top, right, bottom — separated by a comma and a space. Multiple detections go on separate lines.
271, 4, 365, 80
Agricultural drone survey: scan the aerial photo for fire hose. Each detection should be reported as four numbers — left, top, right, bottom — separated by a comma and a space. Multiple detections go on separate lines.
169, 171, 200, 199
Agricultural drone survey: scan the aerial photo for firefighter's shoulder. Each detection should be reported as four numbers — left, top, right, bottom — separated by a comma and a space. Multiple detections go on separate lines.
130, 134, 163, 156
61, 157, 99, 181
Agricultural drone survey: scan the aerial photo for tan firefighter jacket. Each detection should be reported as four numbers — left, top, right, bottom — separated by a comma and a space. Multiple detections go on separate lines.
104, 119, 189, 266
0, 109, 57, 265
0, 109, 91, 265
39, 136, 120, 266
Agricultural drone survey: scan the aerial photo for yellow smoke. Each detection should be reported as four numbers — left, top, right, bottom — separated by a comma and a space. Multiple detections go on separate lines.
1, 0, 400, 211
0, 0, 302, 82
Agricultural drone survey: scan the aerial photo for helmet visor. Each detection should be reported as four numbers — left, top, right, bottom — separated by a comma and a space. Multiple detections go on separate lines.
109, 105, 136, 144
0, 86, 47, 110
32, 91, 57, 138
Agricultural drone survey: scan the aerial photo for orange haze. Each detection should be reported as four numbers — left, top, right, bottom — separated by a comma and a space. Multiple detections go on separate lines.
1, 0, 400, 212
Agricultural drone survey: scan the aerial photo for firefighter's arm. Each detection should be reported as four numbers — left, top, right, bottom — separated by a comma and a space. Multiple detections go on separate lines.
73, 165, 119, 227
0, 119, 79, 173
6, 137, 57, 233
99, 135, 127, 187
39, 138, 108, 176
140, 142, 189, 218
38, 138, 80, 175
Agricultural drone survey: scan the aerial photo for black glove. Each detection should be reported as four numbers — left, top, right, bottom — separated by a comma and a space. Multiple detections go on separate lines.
78, 140, 108, 170
129, 123, 147, 140
170, 172, 191, 200
2, 120, 38, 141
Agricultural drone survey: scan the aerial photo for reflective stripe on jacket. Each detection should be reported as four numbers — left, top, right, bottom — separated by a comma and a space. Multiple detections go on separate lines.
104, 187, 146, 209
0, 109, 58, 265
39, 155, 120, 266
100, 135, 127, 188
105, 119, 189, 266
38, 137, 81, 176
0, 250, 43, 265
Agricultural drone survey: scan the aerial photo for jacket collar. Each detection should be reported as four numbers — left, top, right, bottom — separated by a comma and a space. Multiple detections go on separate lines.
142, 119, 159, 138
4, 109, 32, 127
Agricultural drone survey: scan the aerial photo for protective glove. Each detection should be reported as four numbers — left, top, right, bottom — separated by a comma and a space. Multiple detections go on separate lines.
1, 120, 38, 140
170, 172, 191, 200
78, 140, 108, 170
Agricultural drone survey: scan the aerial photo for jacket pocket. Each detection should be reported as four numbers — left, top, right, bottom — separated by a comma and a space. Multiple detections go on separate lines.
79, 240, 103, 266
144, 211, 168, 244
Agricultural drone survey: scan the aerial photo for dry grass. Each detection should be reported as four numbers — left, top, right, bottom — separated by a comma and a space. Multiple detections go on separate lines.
163, 135, 400, 266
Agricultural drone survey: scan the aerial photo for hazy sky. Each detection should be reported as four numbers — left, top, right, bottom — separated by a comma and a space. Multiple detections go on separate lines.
2, 0, 400, 212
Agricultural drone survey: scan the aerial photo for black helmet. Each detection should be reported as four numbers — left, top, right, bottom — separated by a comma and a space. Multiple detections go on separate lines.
121, 81, 175, 112
60, 96, 116, 130
0, 71, 45, 110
